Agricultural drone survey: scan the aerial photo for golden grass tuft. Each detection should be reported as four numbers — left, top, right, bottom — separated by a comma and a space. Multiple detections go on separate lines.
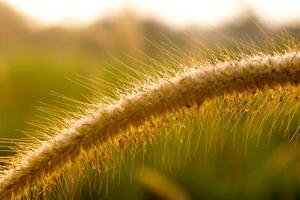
0, 49, 299, 199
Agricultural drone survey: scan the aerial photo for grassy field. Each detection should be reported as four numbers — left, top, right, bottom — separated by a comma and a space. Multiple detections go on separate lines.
0, 3, 300, 199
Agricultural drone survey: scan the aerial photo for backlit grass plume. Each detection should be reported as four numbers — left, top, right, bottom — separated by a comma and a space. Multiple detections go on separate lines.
0, 50, 299, 199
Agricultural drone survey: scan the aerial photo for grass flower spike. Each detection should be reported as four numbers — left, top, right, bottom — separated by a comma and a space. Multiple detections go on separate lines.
0, 51, 299, 199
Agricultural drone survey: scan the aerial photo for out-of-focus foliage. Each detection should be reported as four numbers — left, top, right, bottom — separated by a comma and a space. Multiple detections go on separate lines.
0, 2, 299, 137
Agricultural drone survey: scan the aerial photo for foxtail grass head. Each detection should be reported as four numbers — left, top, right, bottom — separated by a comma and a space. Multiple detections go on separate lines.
0, 45, 299, 199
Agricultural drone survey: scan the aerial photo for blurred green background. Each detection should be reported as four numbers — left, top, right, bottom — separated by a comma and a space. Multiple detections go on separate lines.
1, 2, 299, 138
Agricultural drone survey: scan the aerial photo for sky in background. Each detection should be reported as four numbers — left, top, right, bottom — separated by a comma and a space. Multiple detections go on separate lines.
4, 0, 300, 27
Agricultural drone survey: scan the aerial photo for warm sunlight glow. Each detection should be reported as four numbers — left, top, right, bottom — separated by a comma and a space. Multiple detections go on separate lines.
4, 0, 300, 27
